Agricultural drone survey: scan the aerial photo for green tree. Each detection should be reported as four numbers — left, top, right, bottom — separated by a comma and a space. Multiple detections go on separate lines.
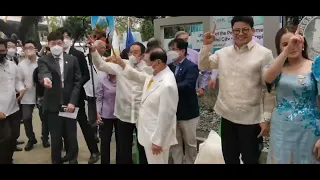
0, 20, 18, 39
285, 16, 305, 26
140, 20, 154, 41
115, 16, 141, 34
19, 16, 44, 50
47, 16, 61, 32
138, 16, 188, 40
134, 16, 178, 24
63, 16, 91, 46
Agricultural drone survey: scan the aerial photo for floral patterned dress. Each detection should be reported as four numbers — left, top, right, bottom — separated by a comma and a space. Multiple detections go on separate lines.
267, 58, 320, 164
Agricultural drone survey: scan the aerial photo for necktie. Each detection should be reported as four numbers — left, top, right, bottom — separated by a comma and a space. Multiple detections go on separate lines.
55, 58, 64, 104
147, 78, 154, 90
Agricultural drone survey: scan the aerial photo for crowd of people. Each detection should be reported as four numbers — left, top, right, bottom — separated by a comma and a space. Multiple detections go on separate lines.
0, 16, 320, 164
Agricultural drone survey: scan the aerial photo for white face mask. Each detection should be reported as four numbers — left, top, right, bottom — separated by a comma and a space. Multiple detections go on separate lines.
144, 66, 154, 75
129, 55, 138, 64
50, 45, 63, 56
144, 60, 159, 75
166, 50, 179, 63
7, 48, 16, 58
63, 39, 72, 48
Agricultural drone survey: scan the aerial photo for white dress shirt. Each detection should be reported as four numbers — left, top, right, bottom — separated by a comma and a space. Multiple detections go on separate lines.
52, 53, 64, 87
18, 58, 38, 104
0, 60, 25, 116
199, 40, 274, 125
91, 50, 146, 124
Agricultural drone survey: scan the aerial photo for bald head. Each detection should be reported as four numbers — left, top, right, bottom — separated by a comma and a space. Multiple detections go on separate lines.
175, 31, 189, 42
94, 40, 106, 56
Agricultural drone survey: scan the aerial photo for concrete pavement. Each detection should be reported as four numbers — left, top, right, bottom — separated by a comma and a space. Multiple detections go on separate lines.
13, 108, 117, 164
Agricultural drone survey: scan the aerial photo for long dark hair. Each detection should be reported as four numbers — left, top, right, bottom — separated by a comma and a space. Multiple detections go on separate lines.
275, 25, 309, 59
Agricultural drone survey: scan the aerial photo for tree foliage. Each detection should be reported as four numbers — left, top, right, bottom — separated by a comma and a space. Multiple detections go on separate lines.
285, 16, 305, 26
48, 16, 61, 32
115, 16, 141, 34
134, 16, 178, 24
19, 16, 44, 50
140, 20, 154, 41
0, 19, 19, 38
63, 16, 91, 45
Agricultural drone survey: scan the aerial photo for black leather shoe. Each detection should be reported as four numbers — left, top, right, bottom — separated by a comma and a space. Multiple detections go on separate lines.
16, 140, 24, 145
14, 146, 22, 152
24, 140, 37, 151
61, 155, 68, 163
88, 152, 100, 164
69, 160, 78, 164
43, 141, 50, 148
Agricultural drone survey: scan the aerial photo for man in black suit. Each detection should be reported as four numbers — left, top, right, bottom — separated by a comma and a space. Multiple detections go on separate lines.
38, 31, 81, 164
57, 28, 100, 164
168, 38, 200, 164
33, 67, 50, 148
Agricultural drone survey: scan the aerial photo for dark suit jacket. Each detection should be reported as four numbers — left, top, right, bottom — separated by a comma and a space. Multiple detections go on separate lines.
38, 54, 82, 112
33, 67, 44, 98
169, 58, 200, 121
67, 47, 90, 104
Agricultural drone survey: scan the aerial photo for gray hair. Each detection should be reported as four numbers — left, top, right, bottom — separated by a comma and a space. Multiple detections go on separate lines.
175, 31, 189, 38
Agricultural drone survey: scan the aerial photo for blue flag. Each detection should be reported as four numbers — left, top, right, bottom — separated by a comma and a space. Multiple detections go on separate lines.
126, 27, 135, 50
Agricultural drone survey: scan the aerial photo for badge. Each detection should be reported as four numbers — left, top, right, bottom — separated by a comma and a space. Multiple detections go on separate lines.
299, 16, 320, 60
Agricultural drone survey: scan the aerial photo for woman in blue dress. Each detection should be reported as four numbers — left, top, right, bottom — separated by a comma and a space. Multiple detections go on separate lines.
264, 25, 320, 164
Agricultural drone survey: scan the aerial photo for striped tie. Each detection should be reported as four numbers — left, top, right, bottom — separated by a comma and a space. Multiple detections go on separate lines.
147, 78, 154, 90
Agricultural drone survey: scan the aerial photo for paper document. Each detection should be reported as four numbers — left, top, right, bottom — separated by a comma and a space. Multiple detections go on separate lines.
58, 106, 79, 119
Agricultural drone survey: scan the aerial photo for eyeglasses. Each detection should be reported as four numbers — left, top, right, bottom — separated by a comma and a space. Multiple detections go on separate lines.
232, 28, 251, 35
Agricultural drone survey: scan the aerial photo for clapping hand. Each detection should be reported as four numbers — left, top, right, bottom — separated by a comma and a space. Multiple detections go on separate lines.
203, 24, 217, 45
286, 25, 305, 53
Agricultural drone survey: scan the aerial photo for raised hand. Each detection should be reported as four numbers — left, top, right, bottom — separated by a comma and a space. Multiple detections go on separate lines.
105, 56, 117, 63
86, 36, 96, 52
115, 55, 126, 69
203, 24, 217, 45
286, 25, 305, 53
